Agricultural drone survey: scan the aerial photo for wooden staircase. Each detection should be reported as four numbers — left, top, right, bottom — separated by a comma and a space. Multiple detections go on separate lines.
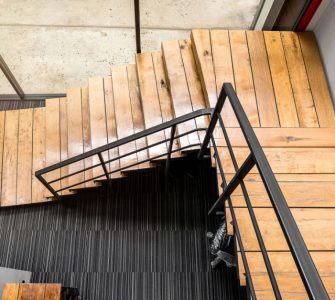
0, 29, 335, 299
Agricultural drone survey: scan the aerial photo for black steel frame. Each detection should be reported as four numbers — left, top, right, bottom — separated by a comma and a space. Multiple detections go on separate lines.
0, 54, 65, 101
36, 83, 329, 299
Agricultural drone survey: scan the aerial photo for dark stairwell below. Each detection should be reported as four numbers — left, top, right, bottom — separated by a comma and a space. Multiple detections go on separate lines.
0, 155, 246, 300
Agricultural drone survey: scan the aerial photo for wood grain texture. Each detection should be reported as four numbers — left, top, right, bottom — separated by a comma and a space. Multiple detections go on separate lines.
191, 29, 217, 108
111, 65, 138, 171
1, 110, 19, 206
44, 284, 61, 300
59, 97, 73, 196
127, 64, 151, 169
16, 108, 33, 204
2, 283, 19, 300
281, 31, 319, 127
246, 31, 279, 127
298, 32, 335, 127
264, 31, 299, 127
162, 39, 200, 149
151, 52, 181, 158
17, 283, 45, 300
179, 39, 209, 141
88, 77, 108, 179
0, 112, 5, 203
103, 76, 124, 178
210, 29, 237, 127
45, 99, 60, 198
229, 30, 259, 127
32, 108, 47, 202
136, 52, 167, 158
227, 207, 335, 251
214, 128, 335, 148
67, 88, 85, 189
218, 147, 335, 174
81, 86, 97, 187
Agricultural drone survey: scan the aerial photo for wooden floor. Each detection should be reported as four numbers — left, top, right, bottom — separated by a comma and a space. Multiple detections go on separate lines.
0, 29, 334, 299
2, 283, 61, 300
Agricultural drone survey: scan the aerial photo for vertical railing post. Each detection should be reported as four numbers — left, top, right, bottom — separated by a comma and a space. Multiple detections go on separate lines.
197, 87, 227, 159
98, 153, 112, 188
165, 125, 176, 186
134, 0, 141, 53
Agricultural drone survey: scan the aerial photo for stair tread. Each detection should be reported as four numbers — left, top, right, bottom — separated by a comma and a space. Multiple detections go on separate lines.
17, 108, 33, 204
162, 39, 200, 150
136, 52, 168, 159
111, 65, 138, 171
66, 87, 85, 189
1, 110, 19, 206
88, 77, 110, 181
237, 252, 335, 299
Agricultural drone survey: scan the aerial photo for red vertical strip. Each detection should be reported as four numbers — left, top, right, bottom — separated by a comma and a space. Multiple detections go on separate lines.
297, 0, 323, 31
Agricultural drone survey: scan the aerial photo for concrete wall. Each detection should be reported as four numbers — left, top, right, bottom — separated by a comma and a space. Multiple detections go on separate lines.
308, 0, 335, 104
0, 0, 262, 94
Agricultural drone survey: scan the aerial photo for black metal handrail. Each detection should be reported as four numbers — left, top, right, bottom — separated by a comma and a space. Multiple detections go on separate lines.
35, 83, 329, 299
204, 83, 329, 300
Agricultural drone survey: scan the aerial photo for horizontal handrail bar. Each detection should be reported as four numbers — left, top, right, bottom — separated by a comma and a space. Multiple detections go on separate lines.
36, 108, 212, 176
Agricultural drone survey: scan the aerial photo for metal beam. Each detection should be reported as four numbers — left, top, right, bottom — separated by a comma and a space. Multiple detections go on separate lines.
0, 54, 25, 100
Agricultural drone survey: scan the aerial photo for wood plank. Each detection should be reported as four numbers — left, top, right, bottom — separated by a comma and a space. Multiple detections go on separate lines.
214, 128, 335, 148
191, 29, 217, 108
45, 99, 60, 198
218, 147, 335, 174
136, 52, 167, 158
298, 32, 335, 127
281, 31, 319, 127
103, 76, 124, 178
210, 29, 238, 127
2, 283, 19, 300
81, 86, 97, 187
152, 52, 182, 158
179, 39, 209, 141
67, 88, 85, 189
111, 65, 138, 171
227, 181, 335, 207
32, 107, 47, 202
229, 30, 259, 127
88, 77, 108, 180
264, 31, 299, 127
0, 112, 5, 202
227, 207, 335, 251
238, 252, 335, 299
1, 110, 19, 206
44, 284, 61, 300
17, 109, 33, 204
17, 284, 45, 300
162, 39, 200, 149
127, 64, 151, 169
59, 98, 73, 196
246, 31, 279, 127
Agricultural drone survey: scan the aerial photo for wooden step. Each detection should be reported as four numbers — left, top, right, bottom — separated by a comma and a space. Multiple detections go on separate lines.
127, 64, 152, 169
214, 128, 335, 147
136, 52, 168, 159
237, 252, 335, 299
2, 283, 61, 300
217, 147, 335, 174
162, 39, 205, 150
226, 207, 335, 251
66, 87, 85, 189
111, 65, 138, 172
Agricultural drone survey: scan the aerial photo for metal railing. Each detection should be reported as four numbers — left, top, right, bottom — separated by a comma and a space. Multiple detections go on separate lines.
36, 83, 329, 299
0, 54, 65, 101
